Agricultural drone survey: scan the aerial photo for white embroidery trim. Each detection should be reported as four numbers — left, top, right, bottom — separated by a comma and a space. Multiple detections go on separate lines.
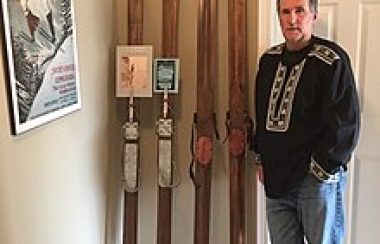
265, 44, 285, 55
310, 157, 340, 183
266, 59, 306, 132
308, 44, 340, 65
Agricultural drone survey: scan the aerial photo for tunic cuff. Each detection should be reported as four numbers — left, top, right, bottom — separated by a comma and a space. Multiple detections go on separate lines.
310, 157, 340, 183
254, 153, 262, 165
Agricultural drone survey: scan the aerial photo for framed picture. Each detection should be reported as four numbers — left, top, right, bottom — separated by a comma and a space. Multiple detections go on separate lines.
1, 0, 81, 135
116, 45, 153, 98
153, 58, 180, 94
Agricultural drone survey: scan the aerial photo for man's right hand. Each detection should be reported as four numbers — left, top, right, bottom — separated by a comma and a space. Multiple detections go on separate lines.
256, 164, 264, 183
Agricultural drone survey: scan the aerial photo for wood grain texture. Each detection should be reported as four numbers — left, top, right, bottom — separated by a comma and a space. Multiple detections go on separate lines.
194, 0, 218, 244
157, 1, 179, 244
228, 1, 247, 244
124, 1, 143, 244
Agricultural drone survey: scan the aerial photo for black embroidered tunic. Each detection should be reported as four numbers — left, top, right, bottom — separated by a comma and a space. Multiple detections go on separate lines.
254, 36, 360, 198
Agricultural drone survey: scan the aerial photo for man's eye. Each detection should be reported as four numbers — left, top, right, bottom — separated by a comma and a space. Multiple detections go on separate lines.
281, 9, 290, 15
295, 8, 305, 14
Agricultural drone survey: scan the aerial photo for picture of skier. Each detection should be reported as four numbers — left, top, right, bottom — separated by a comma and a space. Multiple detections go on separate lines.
116, 45, 152, 98
21, 0, 56, 43
120, 56, 135, 90
2, 0, 81, 134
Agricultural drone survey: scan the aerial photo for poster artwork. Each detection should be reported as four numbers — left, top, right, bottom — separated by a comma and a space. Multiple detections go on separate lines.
1, 0, 81, 134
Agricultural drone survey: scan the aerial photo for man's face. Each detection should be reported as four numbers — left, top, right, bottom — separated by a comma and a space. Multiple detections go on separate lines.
278, 0, 316, 50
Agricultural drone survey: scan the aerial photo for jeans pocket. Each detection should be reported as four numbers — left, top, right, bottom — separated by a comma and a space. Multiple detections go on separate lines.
300, 173, 336, 199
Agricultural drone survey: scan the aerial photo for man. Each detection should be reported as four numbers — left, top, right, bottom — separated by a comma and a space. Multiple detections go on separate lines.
21, 0, 56, 43
253, 0, 360, 243
121, 56, 135, 89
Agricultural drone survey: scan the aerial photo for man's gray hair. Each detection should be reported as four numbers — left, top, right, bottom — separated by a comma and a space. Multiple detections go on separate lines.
276, 0, 318, 14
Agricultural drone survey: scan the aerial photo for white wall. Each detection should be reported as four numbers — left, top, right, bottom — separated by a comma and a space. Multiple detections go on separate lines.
0, 1, 114, 244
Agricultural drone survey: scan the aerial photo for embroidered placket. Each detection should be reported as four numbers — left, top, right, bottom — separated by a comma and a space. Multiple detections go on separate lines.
266, 59, 306, 132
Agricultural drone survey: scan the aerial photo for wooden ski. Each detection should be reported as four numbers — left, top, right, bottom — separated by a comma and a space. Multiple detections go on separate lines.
123, 1, 143, 244
191, 0, 218, 244
227, 1, 248, 244
156, 1, 179, 244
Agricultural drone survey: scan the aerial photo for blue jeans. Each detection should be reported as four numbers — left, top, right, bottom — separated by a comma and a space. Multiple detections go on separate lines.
266, 169, 347, 244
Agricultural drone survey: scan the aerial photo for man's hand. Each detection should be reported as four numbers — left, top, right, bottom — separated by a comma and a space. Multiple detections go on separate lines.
256, 164, 264, 183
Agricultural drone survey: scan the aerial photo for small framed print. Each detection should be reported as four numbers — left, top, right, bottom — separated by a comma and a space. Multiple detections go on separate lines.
153, 58, 180, 94
116, 45, 153, 97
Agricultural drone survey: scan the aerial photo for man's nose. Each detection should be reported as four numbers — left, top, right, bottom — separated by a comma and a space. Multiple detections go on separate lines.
289, 11, 297, 25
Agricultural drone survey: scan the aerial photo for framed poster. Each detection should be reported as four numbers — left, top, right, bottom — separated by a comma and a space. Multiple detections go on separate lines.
1, 0, 81, 135
116, 45, 153, 98
153, 58, 180, 94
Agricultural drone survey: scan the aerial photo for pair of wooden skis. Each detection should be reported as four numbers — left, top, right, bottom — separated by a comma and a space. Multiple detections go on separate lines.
122, 1, 180, 244
123, 0, 249, 244
192, 0, 249, 244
